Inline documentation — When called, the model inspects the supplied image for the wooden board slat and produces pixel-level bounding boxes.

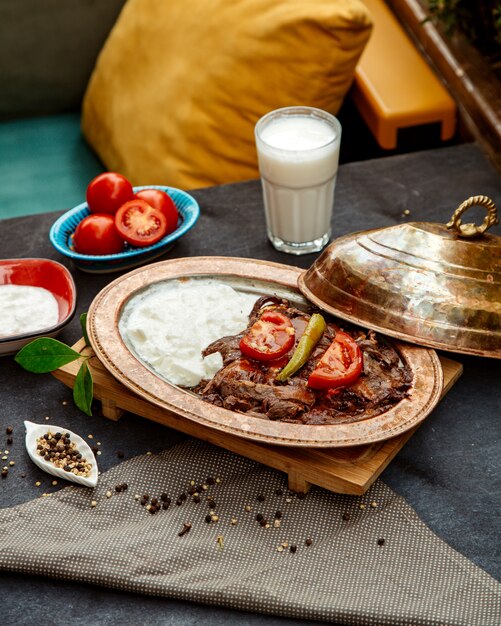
[53,341,462,495]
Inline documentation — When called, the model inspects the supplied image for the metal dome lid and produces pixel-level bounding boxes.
[299,196,501,358]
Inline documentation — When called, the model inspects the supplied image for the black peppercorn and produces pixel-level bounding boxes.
[257,494,265,502]
[305,538,313,546]
[6,437,13,445]
[259,519,267,527]
[205,514,212,523]
[256,513,264,522]
[151,497,158,506]
[275,511,282,519]
[193,495,201,503]
[162,501,170,510]
[342,512,350,521]
[179,493,187,501]
[176,498,183,506]
[207,476,215,485]
[5,426,13,435]
[275,488,283,496]
[160,493,169,502]
[377,538,385,546]
[290,545,297,553]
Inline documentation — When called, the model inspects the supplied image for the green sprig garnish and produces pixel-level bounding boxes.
[15,335,94,416]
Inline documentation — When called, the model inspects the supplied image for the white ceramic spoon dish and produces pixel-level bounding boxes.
[24,420,98,488]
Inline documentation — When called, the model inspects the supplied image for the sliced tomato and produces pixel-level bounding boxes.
[307,331,362,390]
[239,311,295,362]
[115,199,167,246]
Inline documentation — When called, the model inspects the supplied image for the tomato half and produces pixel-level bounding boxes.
[115,199,167,246]
[307,331,363,390]
[86,172,134,215]
[135,189,179,235]
[73,214,124,255]
[239,311,295,362]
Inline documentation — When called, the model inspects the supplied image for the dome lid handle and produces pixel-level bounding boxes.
[446,195,498,238]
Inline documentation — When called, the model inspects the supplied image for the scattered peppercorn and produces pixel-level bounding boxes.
[205,514,212,523]
[377,538,385,546]
[1,469,7,478]
[207,476,215,485]
[275,488,283,496]
[257,494,265,502]
[256,513,264,522]
[115,484,123,493]
[5,427,13,435]
[176,498,184,506]
[207,498,216,509]
[244,504,251,512]
[359,503,366,510]
[305,538,313,546]
[151,497,158,506]
[179,493,187,501]
[6,438,13,446]
[342,512,350,521]
[275,511,282,519]
[193,495,201,503]
[290,545,297,553]
[370,501,378,508]
[162,501,170,510]
[90,500,97,508]
[259,519,267,527]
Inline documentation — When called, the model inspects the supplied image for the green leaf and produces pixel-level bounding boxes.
[73,360,93,416]
[15,338,82,373]
[80,312,90,347]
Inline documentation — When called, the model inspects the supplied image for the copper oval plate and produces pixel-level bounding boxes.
[87,256,443,447]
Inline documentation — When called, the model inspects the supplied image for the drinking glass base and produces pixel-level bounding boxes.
[268,230,331,255]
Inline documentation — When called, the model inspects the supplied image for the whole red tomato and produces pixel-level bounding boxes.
[135,189,179,234]
[86,172,134,215]
[73,214,124,255]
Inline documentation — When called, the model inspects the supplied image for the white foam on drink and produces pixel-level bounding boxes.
[260,116,336,153]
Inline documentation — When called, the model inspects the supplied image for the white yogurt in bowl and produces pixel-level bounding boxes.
[0,284,59,338]
[119,279,257,387]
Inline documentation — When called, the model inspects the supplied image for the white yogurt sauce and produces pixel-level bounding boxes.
[119,280,258,387]
[0,284,59,338]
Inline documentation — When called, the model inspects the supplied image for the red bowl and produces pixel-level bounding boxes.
[0,258,77,354]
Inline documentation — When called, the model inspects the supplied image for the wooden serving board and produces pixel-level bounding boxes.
[53,339,462,495]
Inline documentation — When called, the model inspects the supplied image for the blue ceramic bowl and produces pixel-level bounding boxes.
[49,185,200,273]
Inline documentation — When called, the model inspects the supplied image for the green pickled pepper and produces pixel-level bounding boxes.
[276,313,326,382]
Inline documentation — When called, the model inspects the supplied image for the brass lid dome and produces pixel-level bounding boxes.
[299,196,500,358]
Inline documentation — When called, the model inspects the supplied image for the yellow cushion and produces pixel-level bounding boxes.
[82,0,372,190]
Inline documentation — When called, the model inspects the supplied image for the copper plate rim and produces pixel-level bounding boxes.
[87,256,444,448]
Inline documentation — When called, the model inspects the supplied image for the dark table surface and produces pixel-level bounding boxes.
[1,143,500,626]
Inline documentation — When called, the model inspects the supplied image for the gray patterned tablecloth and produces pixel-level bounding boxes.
[0,439,499,626]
